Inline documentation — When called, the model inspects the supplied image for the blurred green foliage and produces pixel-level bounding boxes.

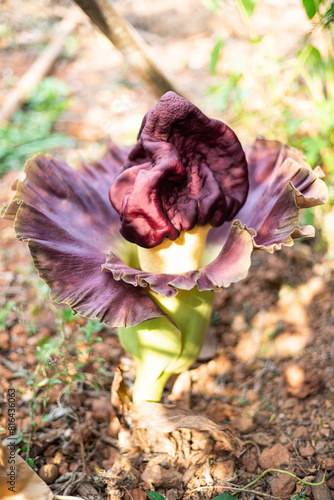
[205,0,334,205]
[0,300,15,330]
[13,309,106,466]
[0,77,76,176]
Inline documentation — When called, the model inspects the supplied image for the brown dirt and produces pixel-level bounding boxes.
[1,1,334,499]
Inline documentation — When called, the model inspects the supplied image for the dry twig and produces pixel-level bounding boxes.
[0,16,78,123]
[72,0,184,98]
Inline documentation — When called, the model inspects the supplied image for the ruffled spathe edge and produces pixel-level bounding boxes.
[103,155,328,297]
[1,140,328,328]
[103,220,254,297]
[1,148,170,328]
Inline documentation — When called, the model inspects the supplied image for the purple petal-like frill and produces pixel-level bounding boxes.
[1,147,167,327]
[103,221,254,296]
[207,138,328,252]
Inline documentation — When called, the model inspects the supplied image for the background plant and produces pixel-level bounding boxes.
[13,308,106,467]
[205,0,334,206]
[0,77,75,176]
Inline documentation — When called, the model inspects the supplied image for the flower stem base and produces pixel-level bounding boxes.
[118,288,215,403]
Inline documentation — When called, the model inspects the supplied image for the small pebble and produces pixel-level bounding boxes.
[299,445,315,458]
[39,463,59,484]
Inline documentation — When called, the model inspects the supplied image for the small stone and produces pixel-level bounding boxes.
[53,451,65,465]
[26,353,37,366]
[47,385,62,405]
[10,323,27,347]
[141,465,182,489]
[299,446,315,458]
[246,389,258,403]
[39,464,59,484]
[315,440,329,454]
[0,332,10,350]
[10,323,26,336]
[207,354,232,376]
[259,444,291,470]
[320,427,331,438]
[293,426,308,440]
[231,314,248,333]
[102,448,119,470]
[329,420,334,432]
[124,489,146,500]
[271,473,296,499]
[204,399,232,423]
[58,464,69,476]
[324,457,334,469]
[249,432,274,447]
[165,489,179,500]
[241,456,258,473]
[109,416,121,437]
[91,396,113,423]
[328,476,334,490]
[213,460,234,481]
[284,364,320,399]
[231,415,255,434]
[279,434,289,445]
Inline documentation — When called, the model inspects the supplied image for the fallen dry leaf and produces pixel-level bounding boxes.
[131,402,245,457]
[0,440,53,500]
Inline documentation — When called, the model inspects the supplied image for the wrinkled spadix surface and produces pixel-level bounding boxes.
[109,92,249,248]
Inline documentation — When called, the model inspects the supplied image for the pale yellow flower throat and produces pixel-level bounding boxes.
[137,224,211,274]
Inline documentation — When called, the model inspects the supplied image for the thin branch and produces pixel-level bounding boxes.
[72,0,184,98]
[0,16,78,124]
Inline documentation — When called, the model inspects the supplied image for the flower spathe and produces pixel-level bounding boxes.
[1,92,328,324]
[1,92,328,401]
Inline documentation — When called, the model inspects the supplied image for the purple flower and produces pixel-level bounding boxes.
[1,92,328,329]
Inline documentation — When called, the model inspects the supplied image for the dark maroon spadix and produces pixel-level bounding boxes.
[109,92,249,248]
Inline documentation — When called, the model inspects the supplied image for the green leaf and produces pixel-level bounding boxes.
[62,308,80,323]
[35,336,59,361]
[147,492,165,500]
[50,378,62,384]
[200,0,221,13]
[324,3,334,24]
[302,0,317,19]
[239,0,256,17]
[213,494,236,500]
[26,457,35,468]
[210,38,224,75]
[15,435,23,445]
[37,377,49,388]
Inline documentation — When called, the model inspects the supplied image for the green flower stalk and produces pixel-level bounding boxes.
[1,92,328,404]
[121,224,214,401]
[119,289,214,402]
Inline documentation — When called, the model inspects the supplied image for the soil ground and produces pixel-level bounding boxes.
[1,1,334,499]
